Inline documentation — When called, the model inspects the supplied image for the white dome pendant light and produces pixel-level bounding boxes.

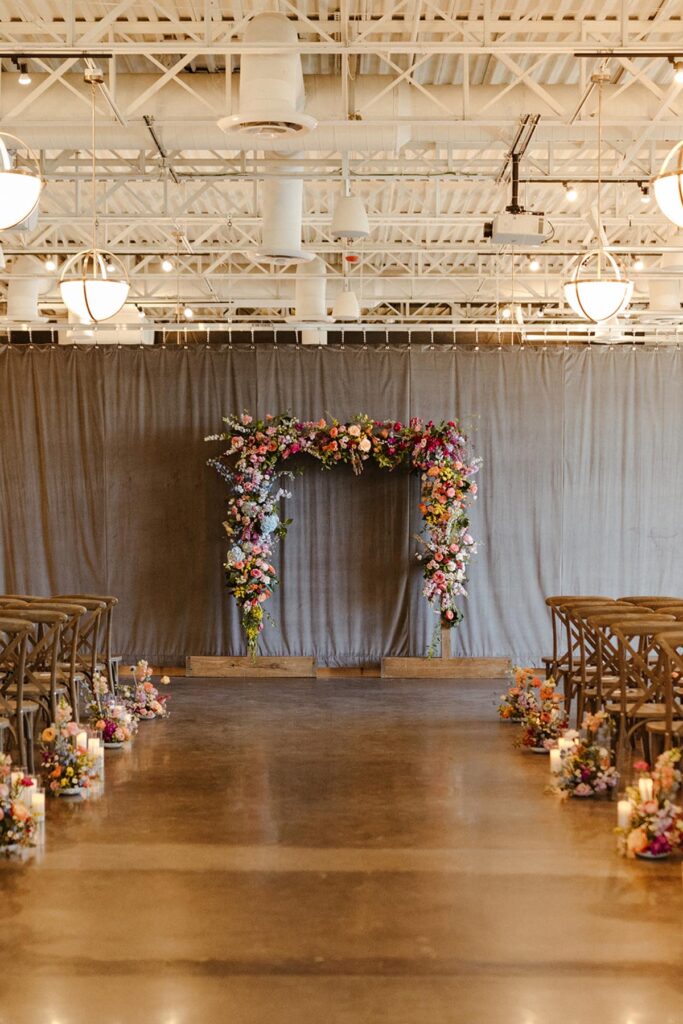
[653,140,683,227]
[60,69,129,323]
[0,132,43,230]
[563,70,632,323]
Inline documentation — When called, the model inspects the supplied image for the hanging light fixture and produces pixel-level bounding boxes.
[563,70,632,323]
[652,141,683,227]
[60,68,129,323]
[0,132,43,230]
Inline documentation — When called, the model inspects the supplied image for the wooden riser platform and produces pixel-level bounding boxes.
[186,655,509,679]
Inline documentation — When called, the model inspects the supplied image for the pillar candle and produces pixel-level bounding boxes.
[75,729,88,751]
[638,777,654,802]
[549,748,562,775]
[617,799,632,829]
[31,790,45,822]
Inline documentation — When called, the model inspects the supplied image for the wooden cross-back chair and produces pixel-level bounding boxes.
[0,607,70,722]
[607,619,683,751]
[646,631,683,750]
[557,601,643,717]
[52,596,107,685]
[578,610,663,720]
[543,596,615,688]
[26,601,88,716]
[56,594,120,692]
[0,616,37,769]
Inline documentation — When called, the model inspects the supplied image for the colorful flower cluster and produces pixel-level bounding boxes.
[40,700,97,796]
[553,711,619,798]
[618,749,683,859]
[0,754,36,849]
[121,659,170,720]
[516,675,568,750]
[498,666,543,721]
[208,412,480,655]
[85,672,137,744]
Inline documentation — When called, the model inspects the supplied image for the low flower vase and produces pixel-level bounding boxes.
[571,790,595,799]
[1,844,20,854]
[529,745,549,754]
[60,786,84,797]
[635,850,671,861]
[103,741,124,749]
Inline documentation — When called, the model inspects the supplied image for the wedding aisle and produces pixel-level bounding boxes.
[0,676,680,1024]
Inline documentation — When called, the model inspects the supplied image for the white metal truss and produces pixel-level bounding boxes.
[0,0,682,328]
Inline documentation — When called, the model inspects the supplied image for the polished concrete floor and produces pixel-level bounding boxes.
[1,677,681,1024]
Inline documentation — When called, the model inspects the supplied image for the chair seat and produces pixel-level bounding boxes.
[1,699,40,715]
[23,680,69,697]
[605,701,666,717]
[646,719,683,734]
[584,686,644,699]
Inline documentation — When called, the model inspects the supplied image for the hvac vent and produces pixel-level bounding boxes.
[218,14,316,143]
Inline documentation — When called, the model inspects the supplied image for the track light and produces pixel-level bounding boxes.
[17,62,31,87]
[529,257,540,273]
[672,59,683,84]
[564,183,578,203]
[161,257,173,273]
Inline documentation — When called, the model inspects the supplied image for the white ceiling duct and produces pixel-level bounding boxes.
[5,256,49,320]
[288,256,330,345]
[254,166,312,265]
[218,13,316,144]
[61,303,154,344]
[6,77,682,153]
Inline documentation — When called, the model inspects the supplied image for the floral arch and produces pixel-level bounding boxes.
[207,413,480,656]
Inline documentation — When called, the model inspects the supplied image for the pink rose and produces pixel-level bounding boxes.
[348,424,361,437]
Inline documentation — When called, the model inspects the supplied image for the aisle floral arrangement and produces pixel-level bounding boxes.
[517,676,568,751]
[0,754,36,850]
[40,700,97,796]
[618,749,683,859]
[85,672,137,745]
[207,412,480,655]
[498,666,543,721]
[552,711,619,798]
[122,659,170,720]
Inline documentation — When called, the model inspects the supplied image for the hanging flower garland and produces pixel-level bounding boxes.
[207,413,480,656]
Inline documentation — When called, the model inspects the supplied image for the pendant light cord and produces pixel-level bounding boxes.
[597,75,602,279]
[91,80,97,257]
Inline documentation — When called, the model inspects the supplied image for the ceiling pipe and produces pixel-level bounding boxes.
[4,78,682,151]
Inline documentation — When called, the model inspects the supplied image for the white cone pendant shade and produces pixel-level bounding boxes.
[60,250,129,323]
[653,141,683,227]
[0,133,42,230]
[331,195,370,240]
[563,250,633,323]
[332,289,360,320]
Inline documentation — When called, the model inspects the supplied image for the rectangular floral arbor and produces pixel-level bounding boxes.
[186,413,506,678]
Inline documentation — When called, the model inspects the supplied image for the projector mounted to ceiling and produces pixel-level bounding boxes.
[484,117,549,246]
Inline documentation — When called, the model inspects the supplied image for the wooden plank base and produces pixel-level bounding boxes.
[381,656,510,679]
[186,655,316,678]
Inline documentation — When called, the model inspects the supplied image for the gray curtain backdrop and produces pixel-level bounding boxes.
[0,344,681,666]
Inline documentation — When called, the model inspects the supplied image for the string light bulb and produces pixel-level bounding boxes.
[183,306,194,320]
[17,63,31,87]
[672,59,683,84]
[564,183,578,203]
[44,255,57,272]
[633,257,645,272]
[529,257,540,272]
[640,184,651,204]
